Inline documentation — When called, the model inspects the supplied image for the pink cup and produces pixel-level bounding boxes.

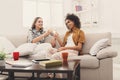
[13,52,19,60]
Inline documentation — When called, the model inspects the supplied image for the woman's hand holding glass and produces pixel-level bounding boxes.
[43,29,52,37]
[52,31,59,39]
[57,47,66,52]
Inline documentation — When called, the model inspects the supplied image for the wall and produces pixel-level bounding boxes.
[82,0,120,38]
[0,0,120,38]
[0,0,27,36]
[99,0,120,38]
[64,0,120,38]
[63,0,72,16]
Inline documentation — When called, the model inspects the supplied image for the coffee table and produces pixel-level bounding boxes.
[1,58,80,80]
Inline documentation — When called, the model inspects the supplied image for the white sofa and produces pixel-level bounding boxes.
[4,32,117,80]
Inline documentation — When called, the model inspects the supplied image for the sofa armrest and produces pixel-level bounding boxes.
[96,46,117,59]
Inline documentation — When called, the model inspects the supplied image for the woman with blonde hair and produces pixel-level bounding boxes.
[27,17,56,47]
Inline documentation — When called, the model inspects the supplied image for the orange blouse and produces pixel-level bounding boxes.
[62,27,85,46]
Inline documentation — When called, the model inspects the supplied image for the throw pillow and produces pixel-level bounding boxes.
[33,43,53,54]
[13,43,37,56]
[29,50,48,60]
[89,38,109,56]
[30,43,54,59]
[0,37,16,54]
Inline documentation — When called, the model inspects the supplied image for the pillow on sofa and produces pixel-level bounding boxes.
[97,47,117,59]
[30,43,54,59]
[29,50,48,60]
[0,37,16,54]
[89,38,109,56]
[33,43,52,54]
[13,43,37,56]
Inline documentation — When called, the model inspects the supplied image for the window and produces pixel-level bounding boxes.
[23,0,64,30]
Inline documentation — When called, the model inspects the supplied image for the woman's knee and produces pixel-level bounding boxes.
[51,53,61,60]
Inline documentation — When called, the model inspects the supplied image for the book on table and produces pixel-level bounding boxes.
[39,60,62,68]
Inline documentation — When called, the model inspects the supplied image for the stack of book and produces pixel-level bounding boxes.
[39,60,62,68]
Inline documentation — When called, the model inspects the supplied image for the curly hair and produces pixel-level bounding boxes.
[65,13,81,29]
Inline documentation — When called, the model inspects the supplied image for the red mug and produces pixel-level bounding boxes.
[62,52,68,61]
[13,52,19,60]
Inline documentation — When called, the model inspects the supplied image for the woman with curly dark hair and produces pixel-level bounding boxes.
[51,13,85,60]
[43,14,85,78]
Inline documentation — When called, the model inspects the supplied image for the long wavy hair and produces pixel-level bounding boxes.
[31,17,44,33]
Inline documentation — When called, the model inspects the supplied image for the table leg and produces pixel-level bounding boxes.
[67,72,73,80]
[53,73,56,78]
[8,71,14,80]
[37,72,41,80]
[76,64,80,80]
[31,72,35,80]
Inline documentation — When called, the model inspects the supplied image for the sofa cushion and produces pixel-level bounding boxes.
[82,32,111,54]
[69,55,99,68]
[5,34,27,47]
[0,36,16,54]
[97,46,117,59]
[89,38,109,56]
